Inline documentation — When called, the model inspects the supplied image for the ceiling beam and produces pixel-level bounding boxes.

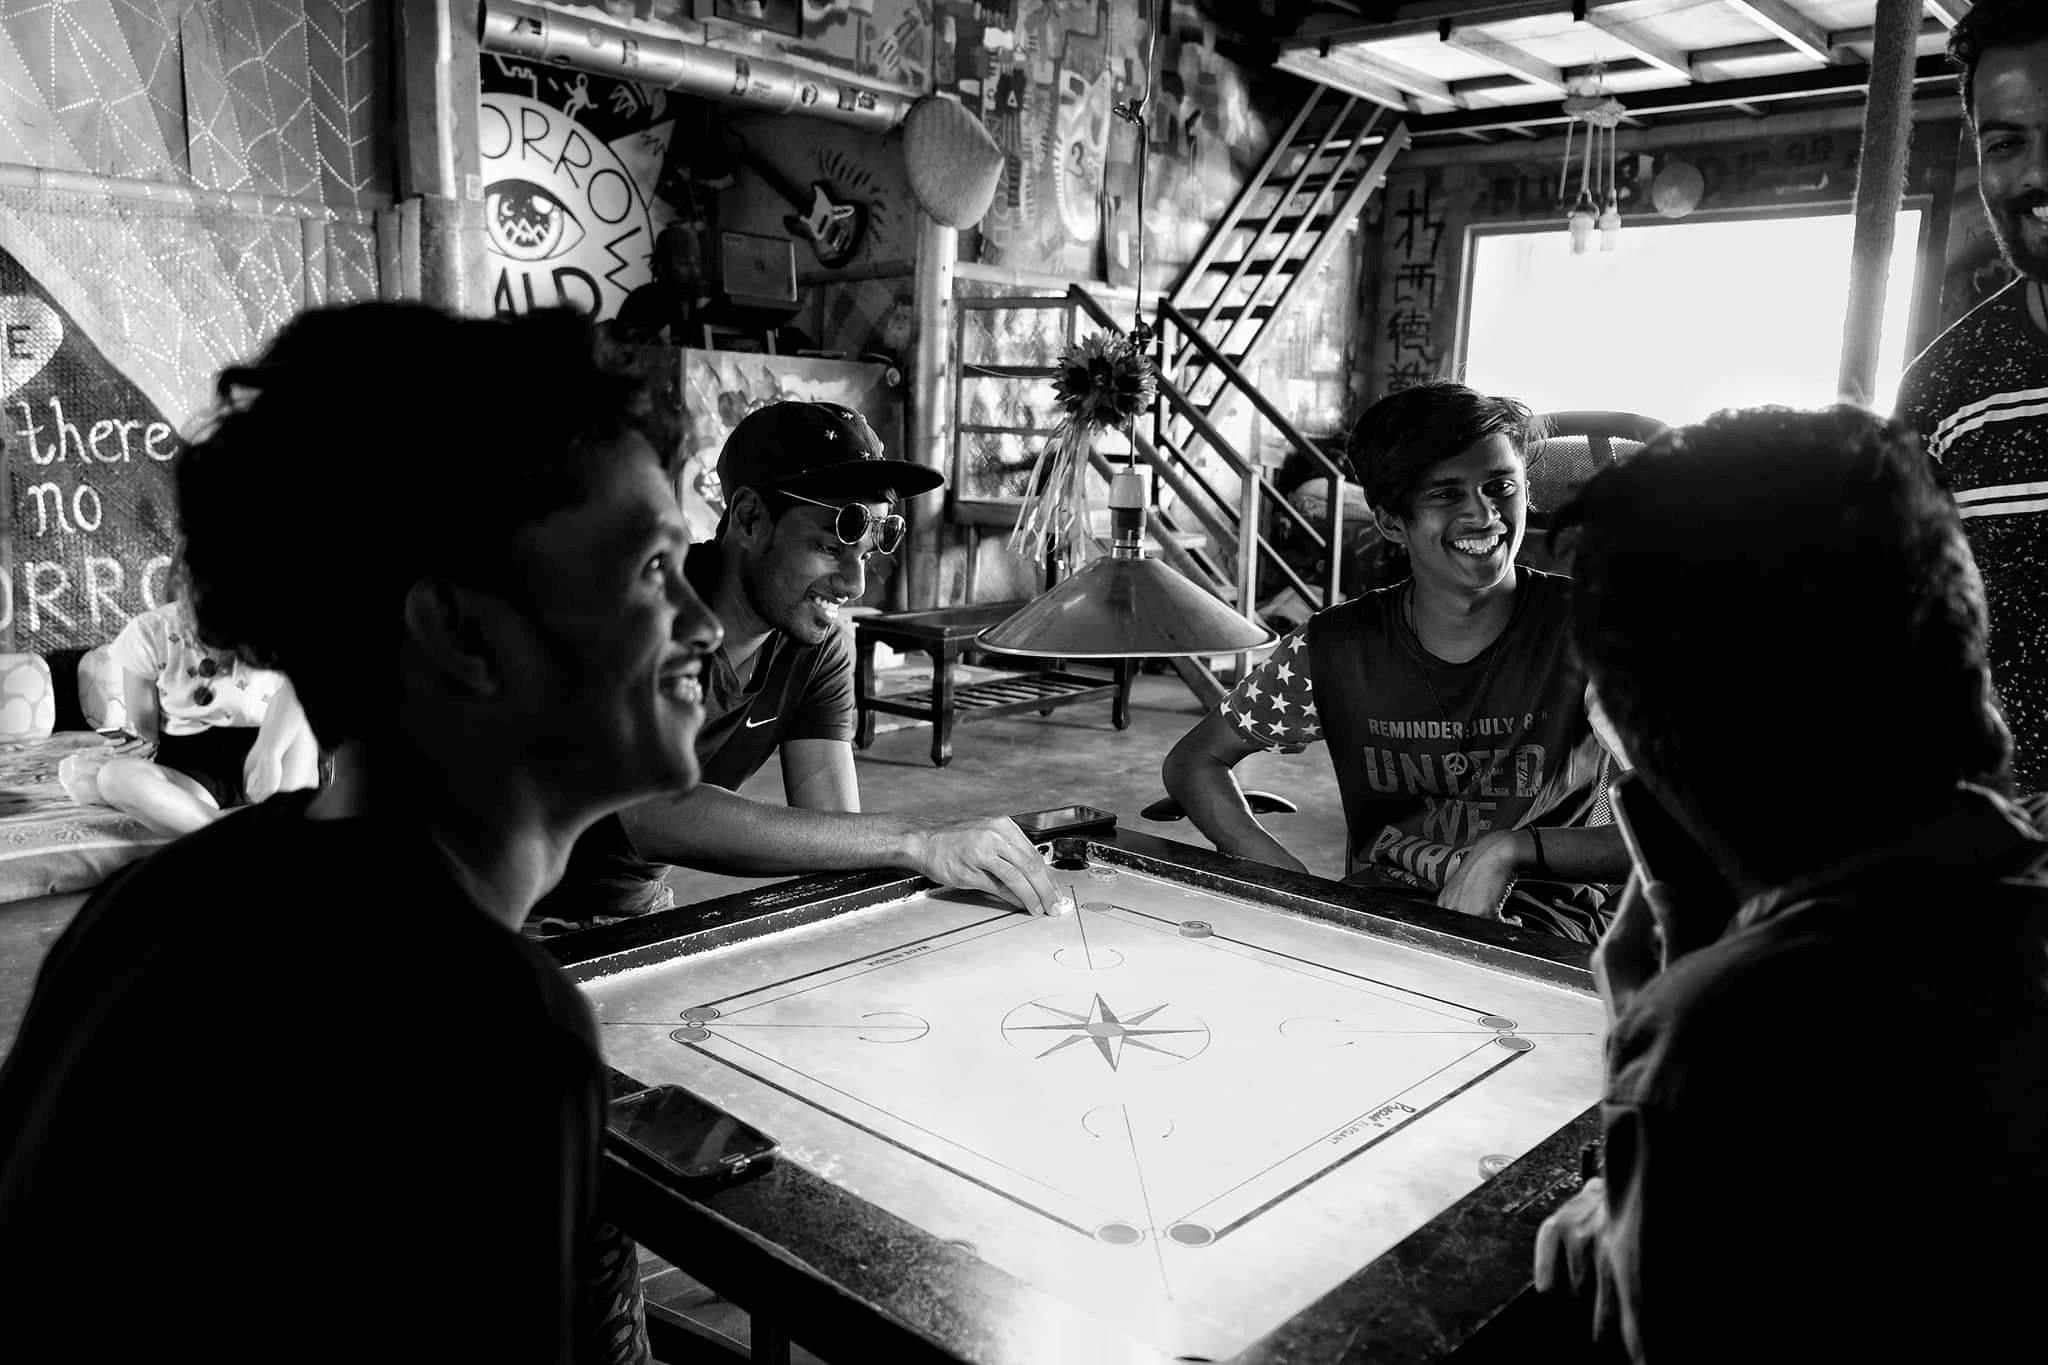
[1274,50,1416,113]
[1290,0,1632,50]
[1443,28,1570,94]
[1831,16,1951,47]
[1405,50,1955,136]
[1922,1,1970,29]
[1721,0,1833,65]
[1326,47,1463,110]
[1587,12,1693,81]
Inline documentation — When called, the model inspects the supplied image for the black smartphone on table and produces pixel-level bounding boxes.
[609,1084,778,1191]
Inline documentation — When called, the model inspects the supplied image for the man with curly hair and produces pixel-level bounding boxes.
[1534,407,2048,1362]
[0,303,723,1363]
[1896,0,2048,792]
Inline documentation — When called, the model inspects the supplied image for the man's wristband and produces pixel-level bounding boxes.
[1527,825,1552,878]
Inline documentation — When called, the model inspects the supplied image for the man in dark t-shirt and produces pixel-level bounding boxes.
[534,401,1062,934]
[1895,0,2048,792]
[1164,383,1629,941]
[0,305,723,1362]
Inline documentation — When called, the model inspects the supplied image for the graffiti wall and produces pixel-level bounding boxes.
[482,54,680,319]
[0,2,386,655]
[930,0,1286,289]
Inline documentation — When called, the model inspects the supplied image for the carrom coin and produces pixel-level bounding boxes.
[1086,864,1119,881]
[1479,1153,1514,1177]
[1178,920,1213,938]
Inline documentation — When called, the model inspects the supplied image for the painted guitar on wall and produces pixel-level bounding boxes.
[730,133,867,269]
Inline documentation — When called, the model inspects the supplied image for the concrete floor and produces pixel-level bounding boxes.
[0,669,1348,1059]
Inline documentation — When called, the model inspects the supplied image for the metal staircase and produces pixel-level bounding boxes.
[1167,92,1409,425]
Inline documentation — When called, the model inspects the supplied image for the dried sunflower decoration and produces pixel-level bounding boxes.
[1009,326,1158,564]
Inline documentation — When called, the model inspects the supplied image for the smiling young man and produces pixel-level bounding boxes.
[1162,382,1629,941]
[0,304,723,1362]
[534,399,1063,933]
[1896,0,2048,793]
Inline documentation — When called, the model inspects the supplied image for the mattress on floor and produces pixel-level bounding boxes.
[0,733,167,905]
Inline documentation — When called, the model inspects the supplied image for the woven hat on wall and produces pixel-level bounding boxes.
[902,95,1004,229]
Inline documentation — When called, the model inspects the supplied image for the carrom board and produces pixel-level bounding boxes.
[581,847,1605,1361]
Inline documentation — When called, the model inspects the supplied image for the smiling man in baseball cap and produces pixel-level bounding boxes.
[533,400,1063,932]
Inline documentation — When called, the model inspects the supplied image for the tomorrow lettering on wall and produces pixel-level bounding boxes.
[481,54,677,321]
[0,245,180,654]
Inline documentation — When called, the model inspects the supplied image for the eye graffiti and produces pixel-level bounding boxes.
[479,94,656,318]
[485,180,588,263]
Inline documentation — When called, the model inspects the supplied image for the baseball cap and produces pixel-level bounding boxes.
[716,401,943,506]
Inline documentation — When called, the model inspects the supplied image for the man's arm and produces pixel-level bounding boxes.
[121,672,161,745]
[1161,710,1308,874]
[618,774,1065,914]
[1441,823,1635,917]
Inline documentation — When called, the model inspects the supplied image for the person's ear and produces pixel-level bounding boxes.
[1373,502,1408,548]
[728,487,775,544]
[401,578,509,699]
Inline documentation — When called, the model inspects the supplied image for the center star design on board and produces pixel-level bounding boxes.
[1009,994,1206,1071]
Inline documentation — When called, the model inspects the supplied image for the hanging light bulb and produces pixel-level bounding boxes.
[1559,67,1626,256]
[1569,191,1598,254]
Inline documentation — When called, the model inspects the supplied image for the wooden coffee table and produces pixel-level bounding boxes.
[853,601,1134,768]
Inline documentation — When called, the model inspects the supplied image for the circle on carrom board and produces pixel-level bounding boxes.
[1166,1222,1215,1247]
[1478,1015,1517,1031]
[1178,919,1213,938]
[1053,945,1125,971]
[1495,1034,1536,1052]
[1095,1221,1144,1246]
[1479,1153,1514,1178]
[670,1027,712,1044]
[681,1006,721,1022]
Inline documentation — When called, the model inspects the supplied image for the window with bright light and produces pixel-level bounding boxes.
[1459,209,1924,424]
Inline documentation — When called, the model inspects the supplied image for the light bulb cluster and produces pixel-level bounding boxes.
[1558,70,1625,254]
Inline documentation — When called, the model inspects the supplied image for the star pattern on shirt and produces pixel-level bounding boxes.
[1220,630,1322,750]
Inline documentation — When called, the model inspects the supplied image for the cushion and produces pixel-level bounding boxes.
[0,654,55,740]
[77,644,125,732]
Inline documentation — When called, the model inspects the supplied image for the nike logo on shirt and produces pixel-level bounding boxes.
[743,715,778,728]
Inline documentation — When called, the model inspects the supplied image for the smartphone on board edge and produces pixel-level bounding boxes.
[609,1085,778,1191]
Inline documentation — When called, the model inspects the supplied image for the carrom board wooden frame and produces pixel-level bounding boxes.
[553,826,1606,1365]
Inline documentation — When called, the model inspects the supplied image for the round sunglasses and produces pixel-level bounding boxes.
[778,490,907,555]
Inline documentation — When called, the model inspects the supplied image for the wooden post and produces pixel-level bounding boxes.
[907,211,958,610]
[394,0,488,313]
[1837,0,1920,405]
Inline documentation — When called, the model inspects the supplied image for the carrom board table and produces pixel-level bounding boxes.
[552,818,1606,1364]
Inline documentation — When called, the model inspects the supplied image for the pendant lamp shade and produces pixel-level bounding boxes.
[979,471,1276,659]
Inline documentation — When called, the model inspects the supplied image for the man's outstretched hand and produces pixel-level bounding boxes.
[906,816,1066,915]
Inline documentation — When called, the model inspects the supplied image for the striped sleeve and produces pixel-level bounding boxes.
[1218,629,1322,752]
[1927,386,2048,464]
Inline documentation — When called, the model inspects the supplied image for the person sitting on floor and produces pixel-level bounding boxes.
[0,301,723,1364]
[531,398,1063,936]
[1533,406,2048,1362]
[1162,380,1631,941]
[94,594,320,835]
